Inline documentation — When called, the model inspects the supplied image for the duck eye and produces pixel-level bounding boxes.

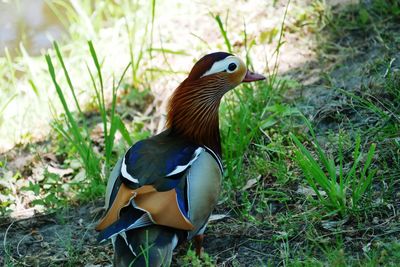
[228,63,237,72]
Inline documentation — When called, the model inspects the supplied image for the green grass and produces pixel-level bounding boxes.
[218,1,290,190]
[211,1,400,265]
[179,249,214,267]
[0,0,157,151]
[45,41,133,200]
[291,120,376,217]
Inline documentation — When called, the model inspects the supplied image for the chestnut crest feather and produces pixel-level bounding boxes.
[185,52,233,82]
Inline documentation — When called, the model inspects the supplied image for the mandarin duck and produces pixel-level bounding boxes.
[95,52,265,266]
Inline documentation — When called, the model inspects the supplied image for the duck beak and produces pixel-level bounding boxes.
[242,70,266,83]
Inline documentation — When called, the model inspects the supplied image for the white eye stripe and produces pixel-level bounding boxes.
[201,56,241,77]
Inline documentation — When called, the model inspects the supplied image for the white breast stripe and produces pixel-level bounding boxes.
[203,146,224,174]
[165,147,204,177]
[121,156,139,183]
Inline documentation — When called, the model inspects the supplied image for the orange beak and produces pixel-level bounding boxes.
[242,70,266,83]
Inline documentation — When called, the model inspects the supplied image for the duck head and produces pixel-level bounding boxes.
[167,52,265,155]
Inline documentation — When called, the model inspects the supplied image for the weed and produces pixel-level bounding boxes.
[46,45,99,181]
[291,117,376,217]
[218,2,290,191]
[213,13,233,54]
[45,41,132,200]
[180,248,214,267]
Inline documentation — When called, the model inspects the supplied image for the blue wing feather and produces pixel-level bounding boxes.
[99,129,204,242]
[175,186,189,219]
[125,140,145,166]
[98,204,148,242]
[164,146,198,174]
[121,130,199,189]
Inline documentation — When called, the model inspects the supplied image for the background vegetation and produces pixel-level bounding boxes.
[1,0,399,266]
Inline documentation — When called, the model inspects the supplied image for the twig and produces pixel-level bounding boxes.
[3,221,30,266]
[383,57,396,78]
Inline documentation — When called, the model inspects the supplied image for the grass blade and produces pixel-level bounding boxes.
[214,14,233,53]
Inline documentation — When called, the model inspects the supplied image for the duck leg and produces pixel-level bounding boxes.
[193,234,204,257]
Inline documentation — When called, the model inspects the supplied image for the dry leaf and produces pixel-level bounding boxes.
[209,214,229,222]
[296,185,326,197]
[42,153,57,162]
[242,175,261,191]
[47,165,73,177]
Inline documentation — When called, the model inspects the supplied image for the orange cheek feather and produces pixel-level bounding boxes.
[228,66,247,86]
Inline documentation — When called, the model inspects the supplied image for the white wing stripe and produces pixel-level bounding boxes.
[126,213,153,231]
[101,212,153,243]
[165,147,204,177]
[121,156,139,183]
